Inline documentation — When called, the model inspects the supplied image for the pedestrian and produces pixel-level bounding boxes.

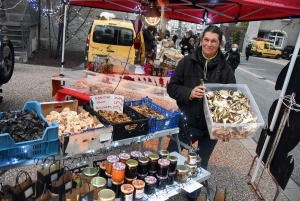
[188,38,195,54]
[167,25,236,200]
[225,44,240,72]
[172,34,178,44]
[179,31,191,55]
[142,26,155,63]
[245,42,252,61]
[224,37,232,52]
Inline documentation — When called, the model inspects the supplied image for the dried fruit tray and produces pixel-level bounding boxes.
[83,103,150,141]
[203,84,265,139]
[0,101,59,167]
[125,97,180,133]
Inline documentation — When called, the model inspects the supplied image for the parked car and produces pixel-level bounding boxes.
[250,39,281,59]
[281,45,300,59]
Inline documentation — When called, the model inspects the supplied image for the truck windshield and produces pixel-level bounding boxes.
[92,25,133,46]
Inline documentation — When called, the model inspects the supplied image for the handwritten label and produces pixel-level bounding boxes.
[24,187,33,198]
[99,132,112,142]
[90,94,124,114]
[182,180,203,193]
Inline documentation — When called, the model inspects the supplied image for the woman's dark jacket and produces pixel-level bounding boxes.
[143,29,155,52]
[225,50,240,70]
[167,47,236,137]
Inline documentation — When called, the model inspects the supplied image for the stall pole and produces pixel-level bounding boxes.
[60,0,68,76]
[250,30,300,183]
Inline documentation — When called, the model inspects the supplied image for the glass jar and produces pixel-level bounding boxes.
[144,176,157,195]
[91,177,107,200]
[0,185,11,195]
[98,189,115,201]
[156,174,168,190]
[184,161,197,177]
[148,154,159,172]
[143,151,153,157]
[106,172,113,189]
[130,151,142,160]
[0,194,13,201]
[132,180,145,200]
[112,162,126,183]
[124,176,137,185]
[167,171,176,185]
[137,173,148,181]
[107,155,119,175]
[187,152,197,165]
[82,167,99,184]
[157,159,170,177]
[196,156,202,169]
[148,171,156,177]
[119,153,131,164]
[125,159,138,179]
[167,155,178,173]
[158,150,169,159]
[137,157,149,175]
[99,160,107,178]
[175,165,190,183]
[120,184,134,201]
[112,180,124,199]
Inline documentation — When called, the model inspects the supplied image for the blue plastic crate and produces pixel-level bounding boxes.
[0,101,59,167]
[125,97,180,133]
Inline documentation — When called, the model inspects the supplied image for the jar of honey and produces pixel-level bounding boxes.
[157,159,170,177]
[137,157,149,175]
[184,161,197,177]
[130,151,142,160]
[119,153,130,164]
[167,155,178,173]
[120,184,134,201]
[144,176,157,195]
[132,180,145,200]
[125,159,138,179]
[91,177,107,200]
[112,162,126,183]
[143,151,153,157]
[148,154,159,172]
[187,152,197,165]
[158,150,169,159]
[175,165,190,183]
[98,189,115,201]
[106,155,119,175]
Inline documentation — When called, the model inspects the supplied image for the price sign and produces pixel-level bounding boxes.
[182,180,203,193]
[90,94,124,113]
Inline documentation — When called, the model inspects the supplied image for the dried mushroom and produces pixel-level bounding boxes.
[70,80,88,90]
[98,110,137,130]
[132,106,164,119]
[46,107,103,136]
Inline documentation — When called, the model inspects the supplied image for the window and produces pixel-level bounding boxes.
[264,43,269,49]
[93,25,133,46]
[270,44,275,50]
[269,31,285,49]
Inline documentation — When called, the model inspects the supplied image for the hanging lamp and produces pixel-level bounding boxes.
[145,0,160,26]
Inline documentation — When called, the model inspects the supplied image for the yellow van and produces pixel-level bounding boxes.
[250,39,281,59]
[85,18,145,68]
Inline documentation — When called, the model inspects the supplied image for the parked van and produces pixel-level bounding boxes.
[250,39,281,59]
[85,18,138,68]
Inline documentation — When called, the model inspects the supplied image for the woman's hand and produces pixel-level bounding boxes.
[190,85,206,99]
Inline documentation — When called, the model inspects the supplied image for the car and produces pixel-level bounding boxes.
[281,45,300,59]
[250,39,282,59]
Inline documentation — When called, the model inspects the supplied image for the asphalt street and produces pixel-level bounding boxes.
[235,56,300,187]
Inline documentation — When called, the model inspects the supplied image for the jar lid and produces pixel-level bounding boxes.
[119,153,130,160]
[99,161,107,170]
[158,159,170,166]
[184,161,197,168]
[143,151,153,157]
[158,150,169,156]
[125,176,137,181]
[167,155,178,162]
[112,180,124,185]
[130,151,142,158]
[138,157,149,164]
[126,159,138,167]
[98,189,115,200]
[91,177,107,188]
[113,162,126,171]
[148,154,159,161]
[188,152,197,159]
[121,184,134,194]
[177,165,190,173]
[83,167,98,177]
[156,173,168,180]
[145,176,157,185]
[107,155,119,163]
[132,180,145,189]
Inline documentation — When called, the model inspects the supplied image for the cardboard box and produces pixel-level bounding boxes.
[41,100,113,156]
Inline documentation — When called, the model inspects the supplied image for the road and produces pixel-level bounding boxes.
[235,56,300,186]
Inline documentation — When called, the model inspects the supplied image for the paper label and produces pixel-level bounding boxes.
[24,187,33,198]
[135,188,144,199]
[99,132,112,142]
[90,94,124,114]
[124,193,133,201]
[189,158,197,165]
[51,173,58,181]
[65,181,72,190]
[182,180,203,193]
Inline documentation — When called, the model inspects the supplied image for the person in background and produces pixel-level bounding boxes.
[245,42,252,61]
[142,26,155,61]
[188,38,195,54]
[184,50,189,56]
[172,34,178,45]
[179,32,191,55]
[167,25,236,201]
[224,36,233,52]
[189,30,197,41]
[225,44,240,73]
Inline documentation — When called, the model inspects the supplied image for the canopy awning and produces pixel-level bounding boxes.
[70,0,300,24]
